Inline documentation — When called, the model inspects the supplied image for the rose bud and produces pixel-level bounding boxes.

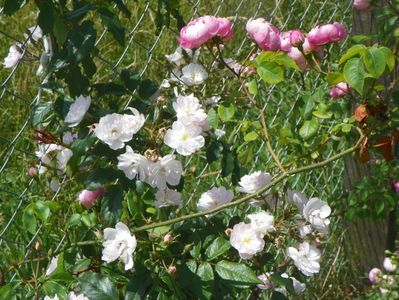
[287,47,308,70]
[27,167,38,176]
[368,267,383,285]
[77,188,105,208]
[393,182,399,193]
[179,16,232,49]
[353,0,372,12]
[246,18,281,51]
[383,257,397,272]
[307,22,347,46]
[167,265,177,274]
[281,30,305,51]
[163,233,173,244]
[330,82,350,99]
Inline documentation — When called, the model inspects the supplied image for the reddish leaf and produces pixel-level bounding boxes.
[373,136,393,161]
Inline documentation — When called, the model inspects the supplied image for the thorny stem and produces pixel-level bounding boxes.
[131,128,365,233]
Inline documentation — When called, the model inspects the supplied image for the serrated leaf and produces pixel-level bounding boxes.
[78,273,118,300]
[257,62,284,84]
[205,237,230,260]
[197,262,214,281]
[343,58,365,95]
[215,261,261,286]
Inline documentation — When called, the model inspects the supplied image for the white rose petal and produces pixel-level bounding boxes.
[172,94,208,127]
[45,256,59,276]
[238,171,271,194]
[64,95,91,127]
[3,44,22,68]
[286,241,321,276]
[230,222,265,259]
[94,109,144,150]
[248,210,275,236]
[67,292,89,300]
[155,189,182,208]
[180,63,208,85]
[287,190,309,213]
[197,187,234,212]
[102,222,137,270]
[147,154,183,190]
[117,146,149,181]
[164,121,205,156]
[302,198,331,234]
[165,47,186,66]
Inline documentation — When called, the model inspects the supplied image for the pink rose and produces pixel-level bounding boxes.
[302,37,324,55]
[179,16,233,49]
[246,18,281,51]
[307,22,347,46]
[330,82,350,99]
[353,0,372,12]
[280,30,304,52]
[216,17,233,41]
[287,47,308,70]
[78,188,105,208]
[393,182,399,193]
[27,167,38,176]
[368,268,382,285]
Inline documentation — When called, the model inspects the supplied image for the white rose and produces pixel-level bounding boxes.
[248,210,275,236]
[180,63,208,85]
[147,154,183,190]
[164,121,205,156]
[302,198,331,234]
[230,222,265,259]
[64,95,91,127]
[286,241,321,276]
[197,187,234,212]
[117,146,149,181]
[102,222,137,270]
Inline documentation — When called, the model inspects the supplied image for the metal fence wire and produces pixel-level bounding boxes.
[0,0,353,285]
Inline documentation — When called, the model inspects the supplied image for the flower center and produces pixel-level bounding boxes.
[242,236,253,245]
[180,133,189,141]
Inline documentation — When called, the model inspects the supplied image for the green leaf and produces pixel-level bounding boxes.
[120,69,140,92]
[3,0,27,15]
[339,44,366,65]
[270,273,295,294]
[101,186,124,225]
[215,261,261,286]
[34,201,50,223]
[218,104,235,122]
[270,53,300,71]
[42,281,67,300]
[66,214,81,229]
[379,47,395,71]
[37,0,54,35]
[98,7,125,46]
[271,291,289,300]
[206,140,223,163]
[221,149,235,177]
[299,117,320,140]
[111,0,131,17]
[257,62,284,84]
[244,131,259,142]
[351,34,374,44]
[205,237,231,260]
[78,273,118,300]
[53,15,68,46]
[64,4,93,21]
[68,21,97,63]
[92,83,126,96]
[32,101,52,126]
[325,72,344,85]
[23,207,37,234]
[197,262,214,281]
[207,108,219,129]
[363,47,386,78]
[138,80,158,99]
[343,58,365,95]
[247,79,258,96]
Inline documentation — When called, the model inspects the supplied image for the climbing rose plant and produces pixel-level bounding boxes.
[1,0,399,299]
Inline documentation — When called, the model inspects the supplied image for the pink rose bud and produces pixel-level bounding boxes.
[163,233,173,243]
[330,82,350,99]
[289,30,304,46]
[216,17,233,41]
[369,268,383,285]
[246,18,281,51]
[353,0,372,12]
[179,16,219,49]
[393,182,399,193]
[27,167,38,176]
[302,37,324,54]
[280,32,292,52]
[307,22,347,46]
[287,47,308,70]
[179,16,233,49]
[77,188,105,208]
[383,257,397,272]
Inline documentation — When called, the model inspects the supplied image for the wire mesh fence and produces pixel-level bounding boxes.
[0,0,353,285]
